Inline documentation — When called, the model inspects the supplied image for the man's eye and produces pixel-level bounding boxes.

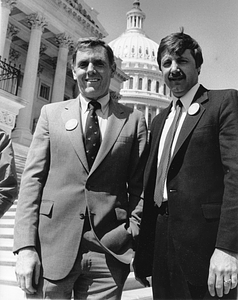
[178,59,187,64]
[95,61,105,67]
[162,61,171,68]
[78,62,88,68]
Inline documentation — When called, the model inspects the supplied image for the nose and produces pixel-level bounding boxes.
[170,61,179,73]
[86,62,95,74]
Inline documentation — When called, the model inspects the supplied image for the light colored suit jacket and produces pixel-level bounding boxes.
[134,85,238,285]
[13,97,147,280]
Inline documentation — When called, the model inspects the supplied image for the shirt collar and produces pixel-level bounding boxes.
[80,93,110,115]
[172,83,200,111]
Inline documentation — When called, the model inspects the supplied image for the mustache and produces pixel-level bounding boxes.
[168,69,185,80]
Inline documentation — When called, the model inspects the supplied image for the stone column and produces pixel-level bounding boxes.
[12,13,47,146]
[156,107,160,115]
[3,23,19,60]
[145,105,149,125]
[51,33,73,103]
[0,0,17,58]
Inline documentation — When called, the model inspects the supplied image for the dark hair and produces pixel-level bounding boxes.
[157,29,203,71]
[71,37,116,69]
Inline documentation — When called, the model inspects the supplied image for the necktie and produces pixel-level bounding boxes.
[85,101,101,169]
[154,99,182,207]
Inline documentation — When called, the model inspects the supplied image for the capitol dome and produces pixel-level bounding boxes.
[109,1,158,66]
[109,0,171,128]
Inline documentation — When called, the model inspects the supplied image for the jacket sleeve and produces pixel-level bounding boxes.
[127,111,148,242]
[13,105,50,252]
[0,129,18,218]
[216,89,238,253]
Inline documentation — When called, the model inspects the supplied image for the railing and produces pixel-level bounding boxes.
[0,56,21,96]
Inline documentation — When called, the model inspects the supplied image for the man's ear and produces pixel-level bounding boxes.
[72,66,77,80]
[197,66,201,75]
[110,62,116,78]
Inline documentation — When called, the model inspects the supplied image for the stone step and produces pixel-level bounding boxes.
[0,218,15,226]
[1,211,16,219]
[0,265,17,284]
[0,227,14,237]
[0,284,25,300]
[0,250,16,266]
[122,287,152,300]
[123,272,145,291]
[0,238,13,248]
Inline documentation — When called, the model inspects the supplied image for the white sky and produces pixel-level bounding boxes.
[86,0,238,90]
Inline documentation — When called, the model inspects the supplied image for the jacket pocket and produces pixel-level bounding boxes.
[201,203,221,219]
[39,199,54,216]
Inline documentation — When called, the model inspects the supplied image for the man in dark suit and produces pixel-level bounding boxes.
[0,128,18,218]
[134,30,238,299]
[13,38,147,299]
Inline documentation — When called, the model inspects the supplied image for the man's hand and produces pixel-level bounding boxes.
[208,248,238,297]
[15,247,41,294]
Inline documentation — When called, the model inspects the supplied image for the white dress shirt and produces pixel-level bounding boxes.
[80,93,110,141]
[157,83,200,200]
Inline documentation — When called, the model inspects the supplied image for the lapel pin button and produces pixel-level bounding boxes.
[65,119,78,130]
[188,103,200,116]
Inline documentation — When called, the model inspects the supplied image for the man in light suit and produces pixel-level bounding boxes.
[0,128,18,218]
[13,38,147,300]
[133,30,238,299]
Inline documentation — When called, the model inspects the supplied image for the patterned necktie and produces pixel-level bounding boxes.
[154,99,183,207]
[85,101,101,169]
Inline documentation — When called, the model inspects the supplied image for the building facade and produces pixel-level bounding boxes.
[0,0,128,145]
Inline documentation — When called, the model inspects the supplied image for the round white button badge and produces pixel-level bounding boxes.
[65,119,78,130]
[188,103,200,115]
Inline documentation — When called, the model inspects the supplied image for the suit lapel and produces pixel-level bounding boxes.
[61,98,89,172]
[171,85,209,161]
[89,99,127,174]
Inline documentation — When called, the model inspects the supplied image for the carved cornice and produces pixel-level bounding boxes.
[1,0,17,10]
[54,0,104,39]
[39,43,47,56]
[9,48,20,61]
[6,23,20,39]
[26,13,48,32]
[55,33,74,49]
[0,109,15,128]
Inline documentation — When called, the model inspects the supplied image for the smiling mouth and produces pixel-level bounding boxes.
[85,78,100,83]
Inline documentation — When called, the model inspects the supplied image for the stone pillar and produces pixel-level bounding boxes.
[0,0,17,58]
[134,74,139,90]
[145,105,149,125]
[51,33,73,103]
[3,23,20,60]
[12,13,47,146]
[156,107,160,115]
[151,79,156,93]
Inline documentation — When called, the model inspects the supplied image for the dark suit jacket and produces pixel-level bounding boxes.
[13,97,147,280]
[0,129,18,218]
[134,85,238,286]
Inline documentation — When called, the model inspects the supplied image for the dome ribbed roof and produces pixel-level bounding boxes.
[109,0,158,65]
